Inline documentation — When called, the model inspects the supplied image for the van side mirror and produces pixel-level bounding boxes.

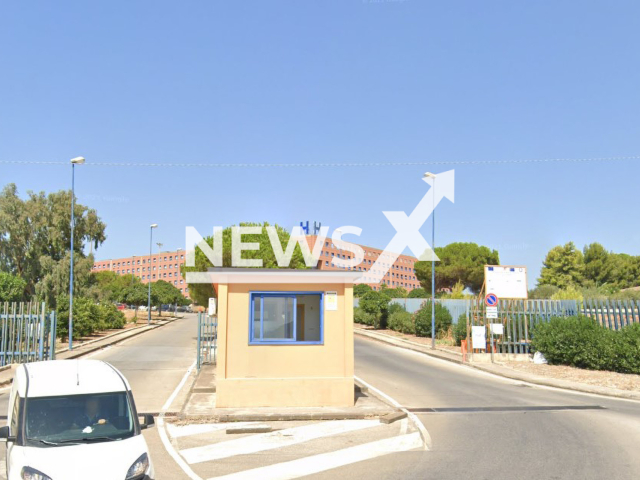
[139,414,155,430]
[0,426,16,442]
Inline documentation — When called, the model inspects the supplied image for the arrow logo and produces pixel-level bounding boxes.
[365,170,455,284]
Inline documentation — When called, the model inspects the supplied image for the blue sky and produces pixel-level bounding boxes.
[1,0,639,287]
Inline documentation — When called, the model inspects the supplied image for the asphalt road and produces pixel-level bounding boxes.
[0,313,199,480]
[335,336,640,480]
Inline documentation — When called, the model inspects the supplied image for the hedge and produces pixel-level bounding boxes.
[531,316,640,374]
[388,308,415,334]
[56,296,126,339]
[414,301,452,338]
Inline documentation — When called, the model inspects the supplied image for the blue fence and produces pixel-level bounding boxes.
[354,297,471,322]
[0,302,56,366]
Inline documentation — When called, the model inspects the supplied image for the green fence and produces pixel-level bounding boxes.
[468,298,640,354]
[0,302,57,366]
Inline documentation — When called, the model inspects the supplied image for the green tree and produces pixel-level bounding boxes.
[182,222,310,307]
[36,253,95,309]
[612,254,640,289]
[415,242,499,293]
[528,284,560,299]
[408,287,428,298]
[380,284,408,298]
[0,184,106,300]
[582,243,614,288]
[152,280,189,316]
[0,272,27,302]
[538,242,584,288]
[354,284,372,298]
[119,282,149,318]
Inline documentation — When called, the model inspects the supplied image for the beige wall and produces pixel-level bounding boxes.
[215,282,354,408]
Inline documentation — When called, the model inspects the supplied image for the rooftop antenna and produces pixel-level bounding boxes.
[156,242,163,253]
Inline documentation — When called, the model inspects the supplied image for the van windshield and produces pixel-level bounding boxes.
[25,392,135,446]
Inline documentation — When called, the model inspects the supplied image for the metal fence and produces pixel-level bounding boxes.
[579,299,640,330]
[197,312,217,371]
[0,302,57,366]
[469,299,581,354]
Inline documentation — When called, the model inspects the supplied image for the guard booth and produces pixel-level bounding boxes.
[209,268,360,408]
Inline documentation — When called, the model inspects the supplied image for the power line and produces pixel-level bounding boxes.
[1,155,639,168]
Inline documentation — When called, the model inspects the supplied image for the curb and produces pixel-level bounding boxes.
[177,410,391,422]
[355,328,640,402]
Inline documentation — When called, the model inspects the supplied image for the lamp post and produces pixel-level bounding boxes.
[69,156,85,350]
[148,224,158,324]
[424,172,437,349]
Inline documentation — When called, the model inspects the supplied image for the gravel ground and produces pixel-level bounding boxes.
[500,361,640,392]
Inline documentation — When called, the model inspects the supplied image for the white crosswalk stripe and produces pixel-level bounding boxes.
[205,432,423,480]
[180,419,381,465]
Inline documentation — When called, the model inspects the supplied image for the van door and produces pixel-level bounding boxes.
[7,392,21,477]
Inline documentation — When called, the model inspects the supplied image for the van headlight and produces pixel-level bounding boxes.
[125,453,149,479]
[21,467,52,480]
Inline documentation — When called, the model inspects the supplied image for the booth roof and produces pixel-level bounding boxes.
[190,267,363,284]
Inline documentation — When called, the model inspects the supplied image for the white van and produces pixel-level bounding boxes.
[0,360,155,480]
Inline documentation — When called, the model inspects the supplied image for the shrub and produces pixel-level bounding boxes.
[359,290,391,329]
[453,314,468,346]
[354,307,375,326]
[408,287,428,298]
[531,316,618,371]
[98,303,126,330]
[616,323,640,374]
[388,308,414,334]
[414,301,452,338]
[56,296,125,339]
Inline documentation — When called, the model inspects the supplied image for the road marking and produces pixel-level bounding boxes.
[162,360,196,411]
[167,422,265,439]
[355,375,431,451]
[157,359,203,480]
[206,432,423,480]
[180,419,381,465]
[158,416,202,480]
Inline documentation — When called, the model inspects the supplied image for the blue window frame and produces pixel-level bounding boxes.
[249,292,324,345]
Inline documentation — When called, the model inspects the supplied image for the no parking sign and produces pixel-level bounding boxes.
[485,293,498,306]
[485,293,498,319]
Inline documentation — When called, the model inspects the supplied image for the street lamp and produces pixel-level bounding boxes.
[69,156,85,350]
[424,172,437,349]
[148,224,158,324]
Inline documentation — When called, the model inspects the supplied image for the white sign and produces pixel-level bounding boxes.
[208,297,217,316]
[485,265,528,299]
[490,323,504,335]
[325,291,338,311]
[486,306,498,319]
[471,326,486,350]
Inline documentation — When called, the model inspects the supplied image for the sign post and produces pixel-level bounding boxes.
[485,293,499,362]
